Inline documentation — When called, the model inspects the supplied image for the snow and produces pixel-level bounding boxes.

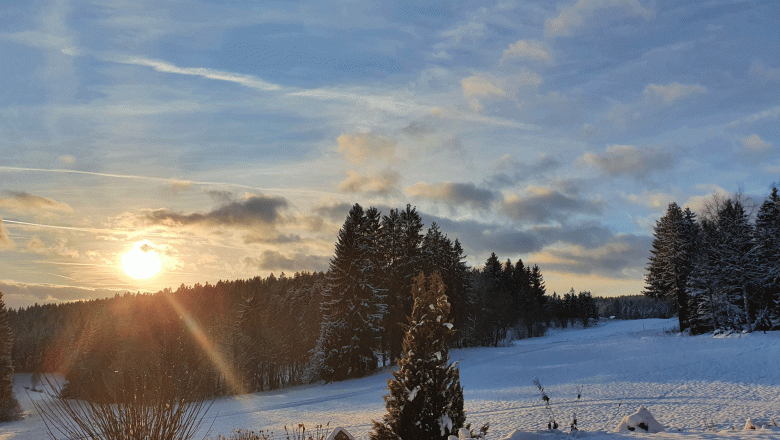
[2,318,780,439]
[440,414,453,436]
[614,405,664,433]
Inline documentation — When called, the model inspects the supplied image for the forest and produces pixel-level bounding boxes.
[644,188,780,334]
[5,203,669,401]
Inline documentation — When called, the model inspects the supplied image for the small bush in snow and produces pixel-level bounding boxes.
[533,378,557,430]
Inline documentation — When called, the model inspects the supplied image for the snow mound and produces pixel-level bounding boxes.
[448,427,473,440]
[614,405,664,433]
[326,427,354,440]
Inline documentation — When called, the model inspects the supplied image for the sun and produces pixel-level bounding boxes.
[121,241,162,279]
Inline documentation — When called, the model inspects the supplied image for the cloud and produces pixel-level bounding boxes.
[603,82,706,131]
[580,144,673,180]
[337,132,397,164]
[142,194,288,227]
[727,106,780,128]
[114,55,281,92]
[0,191,74,217]
[243,250,330,273]
[420,214,543,255]
[749,60,780,82]
[422,213,626,267]
[682,184,730,215]
[642,82,707,104]
[0,219,14,250]
[741,134,772,153]
[461,75,507,111]
[501,187,603,223]
[165,179,193,194]
[0,281,120,308]
[313,202,354,221]
[338,170,400,196]
[502,40,552,63]
[545,0,654,37]
[461,72,542,111]
[531,221,614,249]
[406,181,498,210]
[242,233,302,245]
[486,154,561,187]
[623,190,676,211]
[535,233,652,277]
[22,236,79,258]
[26,236,46,253]
[206,190,234,203]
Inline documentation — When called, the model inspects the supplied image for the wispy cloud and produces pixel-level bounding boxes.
[406,181,498,210]
[337,132,397,164]
[0,219,14,250]
[338,170,400,196]
[501,187,603,224]
[502,40,553,63]
[142,194,289,228]
[546,0,654,38]
[580,145,674,180]
[0,190,74,216]
[112,55,282,92]
[243,250,329,273]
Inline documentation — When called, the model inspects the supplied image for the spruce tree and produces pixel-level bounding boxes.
[370,272,485,440]
[753,188,780,329]
[315,204,379,381]
[714,199,754,330]
[0,292,21,421]
[644,203,698,331]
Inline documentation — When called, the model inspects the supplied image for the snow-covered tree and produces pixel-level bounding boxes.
[752,188,780,329]
[315,204,381,382]
[370,272,486,440]
[713,198,755,330]
[644,203,698,331]
[381,205,424,364]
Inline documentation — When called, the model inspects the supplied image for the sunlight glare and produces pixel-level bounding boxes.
[121,241,162,279]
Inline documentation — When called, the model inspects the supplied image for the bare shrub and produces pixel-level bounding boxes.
[32,366,213,440]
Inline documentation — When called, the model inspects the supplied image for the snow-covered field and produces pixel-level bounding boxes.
[2,318,779,439]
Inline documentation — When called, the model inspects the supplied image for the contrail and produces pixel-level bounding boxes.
[2,219,126,235]
[0,166,327,197]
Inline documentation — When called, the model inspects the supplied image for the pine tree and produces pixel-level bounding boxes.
[370,272,485,440]
[0,292,20,421]
[315,204,379,382]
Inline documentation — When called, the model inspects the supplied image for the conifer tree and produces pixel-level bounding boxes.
[383,205,424,363]
[714,199,754,330]
[753,188,780,329]
[315,204,379,381]
[644,203,698,331]
[0,292,21,421]
[686,217,724,334]
[370,273,485,440]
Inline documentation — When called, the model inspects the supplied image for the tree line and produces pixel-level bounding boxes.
[4,202,668,403]
[644,187,780,334]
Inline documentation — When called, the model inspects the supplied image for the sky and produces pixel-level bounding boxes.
[0,0,778,309]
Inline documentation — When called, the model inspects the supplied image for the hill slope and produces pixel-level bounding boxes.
[2,318,779,439]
